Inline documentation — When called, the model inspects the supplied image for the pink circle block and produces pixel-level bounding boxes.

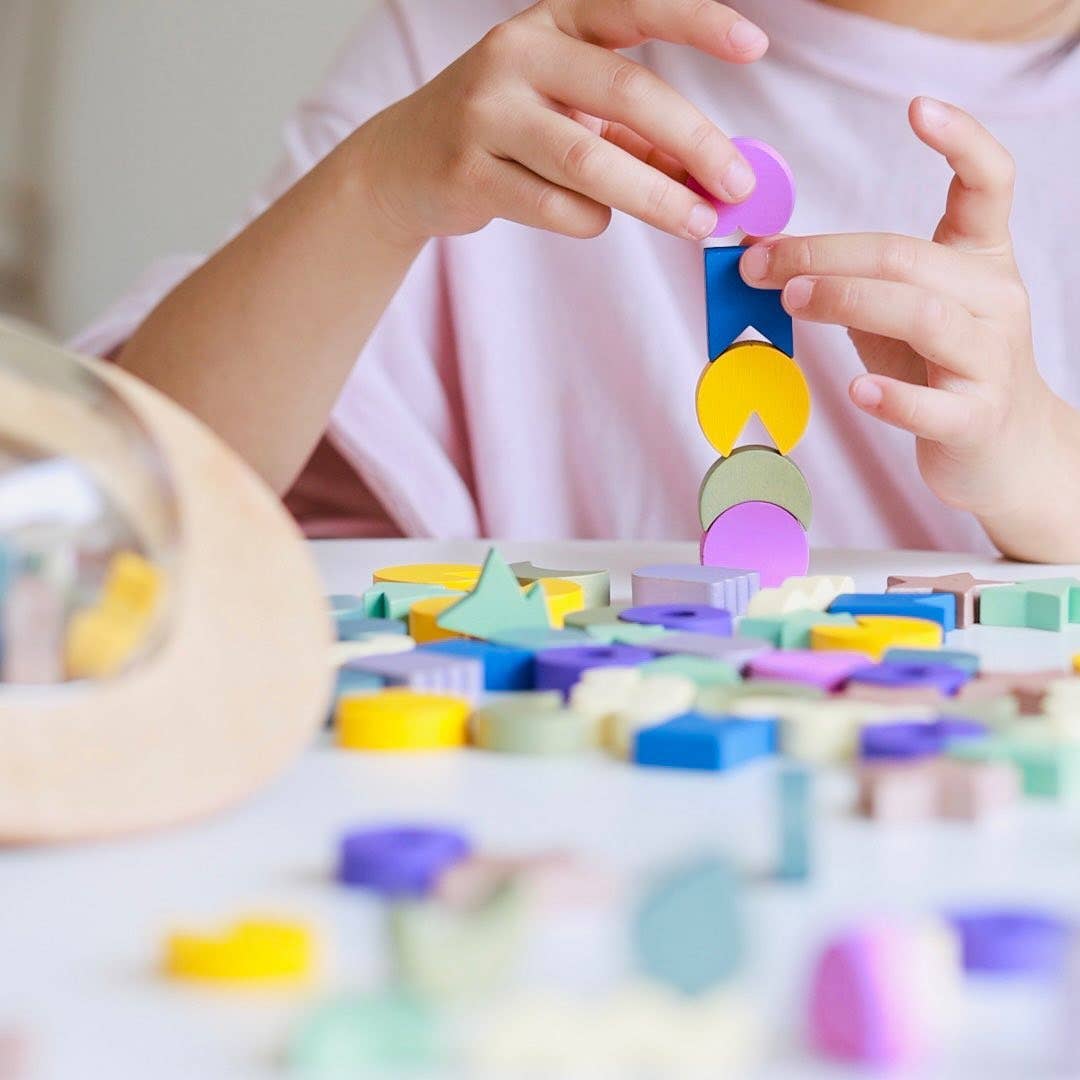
[700,501,808,588]
[688,137,796,239]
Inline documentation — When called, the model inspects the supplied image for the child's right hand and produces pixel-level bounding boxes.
[356,0,768,246]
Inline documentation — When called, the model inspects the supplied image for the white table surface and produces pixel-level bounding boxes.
[5,539,1080,1080]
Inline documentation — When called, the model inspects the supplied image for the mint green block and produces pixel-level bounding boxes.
[883,647,980,675]
[565,604,629,629]
[471,693,593,755]
[949,736,1080,799]
[362,581,458,620]
[289,991,444,1073]
[738,611,856,650]
[640,655,740,687]
[585,623,669,646]
[978,578,1080,631]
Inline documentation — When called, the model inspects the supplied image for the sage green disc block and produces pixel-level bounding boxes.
[639,655,740,687]
[698,445,812,531]
[288,991,444,1073]
[565,604,629,629]
[696,679,826,715]
[472,692,594,754]
[510,561,612,609]
[390,883,526,999]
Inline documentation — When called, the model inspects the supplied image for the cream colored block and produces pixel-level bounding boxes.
[606,674,697,758]
[568,667,643,725]
[745,575,855,617]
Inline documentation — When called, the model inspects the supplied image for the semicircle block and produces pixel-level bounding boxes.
[696,342,811,457]
[698,445,812,532]
[700,501,809,589]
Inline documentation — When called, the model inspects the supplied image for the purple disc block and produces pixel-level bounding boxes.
[620,603,732,637]
[946,909,1071,976]
[860,719,986,762]
[700,502,809,589]
[848,661,971,697]
[338,825,472,897]
[688,137,796,238]
[534,644,653,698]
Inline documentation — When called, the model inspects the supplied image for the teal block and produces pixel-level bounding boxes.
[949,737,1080,799]
[883,647,980,675]
[978,578,1080,631]
[565,604,629,629]
[585,623,670,646]
[640,655,740,687]
[634,858,743,996]
[738,611,856,650]
[362,581,458,620]
[777,767,812,882]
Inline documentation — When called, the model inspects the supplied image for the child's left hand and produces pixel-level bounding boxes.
[739,97,1080,560]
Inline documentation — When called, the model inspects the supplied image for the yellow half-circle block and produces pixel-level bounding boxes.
[533,579,585,629]
[696,341,811,457]
[337,689,471,750]
[164,919,315,983]
[810,615,942,661]
[409,596,466,643]
[374,564,481,590]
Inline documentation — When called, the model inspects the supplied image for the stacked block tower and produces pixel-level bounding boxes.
[691,139,811,589]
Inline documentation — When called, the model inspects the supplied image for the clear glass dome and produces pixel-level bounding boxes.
[0,325,179,686]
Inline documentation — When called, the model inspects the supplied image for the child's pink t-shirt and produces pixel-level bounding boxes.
[71,0,1080,551]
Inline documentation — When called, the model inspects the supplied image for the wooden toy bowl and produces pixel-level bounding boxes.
[0,324,332,843]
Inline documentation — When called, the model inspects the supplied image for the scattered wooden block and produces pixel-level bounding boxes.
[620,603,732,636]
[698,446,812,532]
[747,649,867,691]
[347,651,483,701]
[739,610,856,650]
[640,654,741,687]
[934,759,1020,821]
[777,767,812,881]
[856,761,940,820]
[886,572,1010,629]
[606,675,699,758]
[631,564,759,615]
[164,918,315,983]
[510,562,611,609]
[565,604,629,629]
[746,575,854,617]
[978,578,1080,631]
[336,690,472,751]
[328,634,415,668]
[338,825,472,896]
[532,578,585,628]
[419,639,535,691]
[846,660,972,696]
[950,736,1080,800]
[946,908,1070,976]
[840,684,947,707]
[335,615,408,643]
[408,596,464,644]
[703,248,793,359]
[362,581,460,620]
[956,671,1064,715]
[634,858,743,995]
[584,622,671,646]
[700,501,810,588]
[373,564,481,590]
[634,713,777,771]
[471,693,593,755]
[810,615,942,660]
[883,647,980,675]
[535,644,653,698]
[647,632,772,666]
[436,549,550,639]
[488,627,591,650]
[829,592,957,633]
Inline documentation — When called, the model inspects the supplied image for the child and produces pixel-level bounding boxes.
[72,0,1080,560]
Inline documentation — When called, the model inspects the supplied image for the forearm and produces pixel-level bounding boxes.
[116,129,424,494]
[977,393,1080,563]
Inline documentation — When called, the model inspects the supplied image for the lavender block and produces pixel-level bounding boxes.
[647,632,772,668]
[348,650,484,702]
[620,603,732,637]
[848,661,972,697]
[631,564,760,616]
[747,649,867,691]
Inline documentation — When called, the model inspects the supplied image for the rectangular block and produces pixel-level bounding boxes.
[634,712,777,772]
[977,578,1080,631]
[828,593,956,633]
[739,611,856,650]
[349,650,484,702]
[647,632,771,668]
[704,245,793,359]
[419,639,535,692]
[631,564,759,616]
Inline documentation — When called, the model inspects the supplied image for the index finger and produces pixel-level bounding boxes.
[909,96,1016,254]
[542,0,769,62]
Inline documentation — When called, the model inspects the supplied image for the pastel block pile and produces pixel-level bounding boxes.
[692,137,810,588]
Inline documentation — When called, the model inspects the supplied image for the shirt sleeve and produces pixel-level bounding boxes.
[67,0,482,538]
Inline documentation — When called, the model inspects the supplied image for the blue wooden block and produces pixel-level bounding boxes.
[778,767,812,882]
[634,712,777,772]
[704,246,793,360]
[418,639,535,692]
[882,647,980,675]
[336,615,409,643]
[827,592,956,633]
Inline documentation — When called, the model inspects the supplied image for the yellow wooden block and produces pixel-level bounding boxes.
[64,607,144,679]
[534,579,585,629]
[696,341,811,457]
[102,551,163,620]
[1073,654,1080,675]
[408,596,466,643]
[809,615,942,660]
[164,918,315,983]
[337,690,470,750]
[374,564,481,590]
[745,576,854,617]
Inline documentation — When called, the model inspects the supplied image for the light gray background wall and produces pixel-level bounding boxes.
[29,0,376,336]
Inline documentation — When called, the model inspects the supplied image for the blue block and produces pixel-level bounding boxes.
[634,712,777,772]
[778,767,812,882]
[827,592,956,633]
[704,246,793,360]
[418,639,535,692]
[336,615,408,642]
[882,647,980,675]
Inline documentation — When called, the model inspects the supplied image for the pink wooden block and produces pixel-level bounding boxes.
[809,924,939,1067]
[700,502,809,589]
[933,759,1020,821]
[856,762,939,822]
[747,649,866,691]
[689,137,796,238]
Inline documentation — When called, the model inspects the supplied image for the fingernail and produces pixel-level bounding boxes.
[852,376,883,408]
[740,244,771,282]
[722,157,756,201]
[784,277,814,310]
[688,202,719,240]
[918,97,951,129]
[727,20,769,55]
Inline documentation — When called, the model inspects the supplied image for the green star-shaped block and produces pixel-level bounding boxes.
[436,548,551,639]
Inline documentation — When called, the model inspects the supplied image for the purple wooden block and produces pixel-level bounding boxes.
[647,632,772,668]
[700,502,809,589]
[338,825,472,897]
[534,644,653,697]
[747,650,866,691]
[348,650,484,702]
[848,662,971,697]
[620,603,732,637]
[631,564,759,616]
[946,909,1070,976]
[861,719,986,761]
